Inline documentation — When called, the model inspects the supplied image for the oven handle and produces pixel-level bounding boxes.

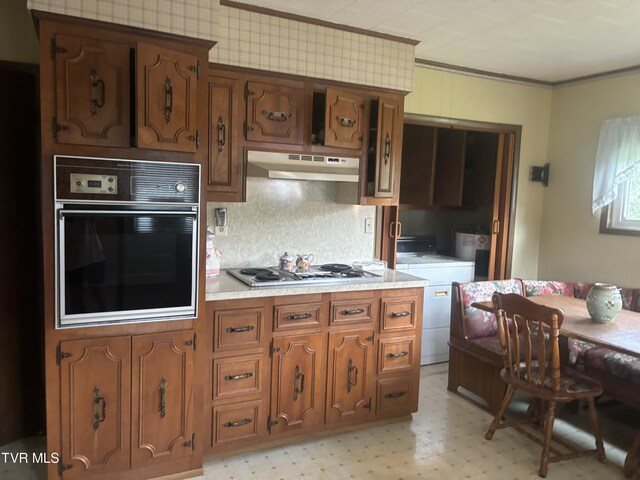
[59,209,198,218]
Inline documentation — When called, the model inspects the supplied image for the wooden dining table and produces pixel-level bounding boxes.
[471,294,640,478]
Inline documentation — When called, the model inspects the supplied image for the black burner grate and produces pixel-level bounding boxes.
[319,263,351,273]
[239,268,272,276]
[255,272,281,281]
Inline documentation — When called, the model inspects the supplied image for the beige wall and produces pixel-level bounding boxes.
[1,0,39,64]
[538,72,640,286]
[405,66,553,279]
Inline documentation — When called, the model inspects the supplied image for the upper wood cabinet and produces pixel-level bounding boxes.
[136,43,199,152]
[53,34,131,147]
[59,336,131,478]
[372,96,401,198]
[433,129,466,207]
[245,81,305,145]
[207,73,242,201]
[399,124,436,206]
[324,87,365,150]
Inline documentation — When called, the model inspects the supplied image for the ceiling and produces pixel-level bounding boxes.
[232,0,640,83]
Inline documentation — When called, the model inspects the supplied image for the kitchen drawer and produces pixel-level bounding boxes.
[376,377,415,416]
[378,336,416,374]
[274,303,322,331]
[330,299,373,326]
[421,327,449,366]
[213,354,263,400]
[213,400,264,445]
[214,307,265,352]
[380,297,416,332]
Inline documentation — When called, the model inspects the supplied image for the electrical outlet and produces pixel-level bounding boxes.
[364,217,373,234]
[215,225,228,236]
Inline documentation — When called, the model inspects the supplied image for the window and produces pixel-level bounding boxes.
[600,168,640,234]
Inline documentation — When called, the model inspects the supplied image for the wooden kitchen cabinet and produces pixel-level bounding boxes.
[370,95,401,198]
[269,333,325,434]
[324,87,366,150]
[136,43,199,152]
[58,330,195,477]
[59,336,132,478]
[131,331,195,469]
[207,72,242,201]
[399,124,436,207]
[245,80,305,145]
[433,129,466,207]
[52,34,131,147]
[325,329,374,424]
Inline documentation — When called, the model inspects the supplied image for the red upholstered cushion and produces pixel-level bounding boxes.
[584,348,640,386]
[523,280,574,298]
[459,279,524,340]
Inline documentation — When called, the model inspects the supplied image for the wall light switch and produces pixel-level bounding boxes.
[364,217,373,234]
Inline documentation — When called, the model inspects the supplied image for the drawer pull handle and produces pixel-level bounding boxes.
[384,391,407,399]
[293,365,305,400]
[386,351,409,358]
[262,109,292,121]
[435,290,449,298]
[346,358,358,393]
[160,377,167,418]
[335,115,356,127]
[387,311,410,318]
[340,308,365,316]
[92,386,106,430]
[223,418,253,428]
[286,313,312,321]
[224,371,254,381]
[225,325,255,333]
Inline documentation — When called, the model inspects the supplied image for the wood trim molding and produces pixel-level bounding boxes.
[416,56,640,88]
[220,0,420,46]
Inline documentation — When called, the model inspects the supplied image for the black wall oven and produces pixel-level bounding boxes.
[54,156,200,328]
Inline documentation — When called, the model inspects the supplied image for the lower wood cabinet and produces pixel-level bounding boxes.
[326,329,374,424]
[58,330,195,478]
[269,333,325,434]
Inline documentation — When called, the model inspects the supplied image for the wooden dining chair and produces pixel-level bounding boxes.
[484,293,606,478]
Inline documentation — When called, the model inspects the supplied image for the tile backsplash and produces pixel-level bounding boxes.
[27,0,415,92]
[206,177,376,268]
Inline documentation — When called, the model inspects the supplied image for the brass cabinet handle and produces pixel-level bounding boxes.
[164,76,173,123]
[160,377,167,418]
[334,115,356,127]
[387,311,410,318]
[293,365,304,400]
[262,109,292,121]
[225,325,255,333]
[386,351,409,358]
[285,313,312,321]
[383,132,391,165]
[217,116,226,153]
[384,391,407,399]
[346,358,358,393]
[224,371,254,381]
[224,418,253,428]
[92,386,106,430]
[89,68,105,118]
[339,308,365,316]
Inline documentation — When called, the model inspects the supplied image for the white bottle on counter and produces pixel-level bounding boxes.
[205,227,222,277]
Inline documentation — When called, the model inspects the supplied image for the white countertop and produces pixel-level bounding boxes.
[205,269,428,301]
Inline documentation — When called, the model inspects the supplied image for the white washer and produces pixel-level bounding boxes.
[396,254,474,365]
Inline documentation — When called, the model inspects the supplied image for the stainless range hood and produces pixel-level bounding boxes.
[246,151,360,182]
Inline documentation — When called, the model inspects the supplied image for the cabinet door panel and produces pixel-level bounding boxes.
[433,129,466,206]
[208,75,241,197]
[324,87,365,149]
[137,43,198,152]
[131,330,194,468]
[374,96,400,198]
[269,334,324,434]
[246,81,305,145]
[54,34,130,147]
[326,330,374,424]
[60,337,131,478]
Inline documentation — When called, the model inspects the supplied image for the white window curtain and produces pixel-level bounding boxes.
[592,114,640,214]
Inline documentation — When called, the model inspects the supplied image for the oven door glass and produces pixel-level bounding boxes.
[57,208,198,326]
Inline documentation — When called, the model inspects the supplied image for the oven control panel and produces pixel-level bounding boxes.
[70,173,118,195]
